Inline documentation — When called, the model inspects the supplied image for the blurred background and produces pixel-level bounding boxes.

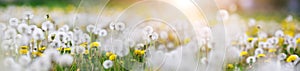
[0,0,299,16]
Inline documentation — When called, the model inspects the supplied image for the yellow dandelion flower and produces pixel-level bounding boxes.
[240,51,248,56]
[278,37,284,45]
[257,54,266,58]
[296,38,300,44]
[183,38,191,44]
[140,50,145,55]
[90,42,100,48]
[19,49,28,55]
[227,64,234,69]
[134,50,141,55]
[20,46,28,49]
[106,52,113,57]
[286,55,298,62]
[56,47,63,51]
[38,46,46,51]
[268,48,276,53]
[84,50,89,54]
[19,46,28,55]
[80,42,88,48]
[134,50,146,56]
[247,38,254,43]
[109,54,117,61]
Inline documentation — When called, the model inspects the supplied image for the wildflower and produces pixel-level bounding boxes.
[0,23,6,31]
[285,15,293,22]
[24,11,34,20]
[4,28,17,39]
[27,25,37,34]
[239,51,248,56]
[17,23,28,34]
[9,18,19,27]
[80,42,88,48]
[41,21,54,31]
[248,18,256,27]
[84,50,89,54]
[227,64,234,69]
[109,22,116,30]
[247,37,254,43]
[246,56,256,64]
[115,22,125,31]
[75,46,85,54]
[95,29,107,37]
[19,46,28,55]
[148,32,159,40]
[143,26,153,35]
[32,28,45,40]
[18,56,31,66]
[48,32,56,42]
[159,31,168,39]
[106,52,113,57]
[268,48,276,53]
[134,50,145,56]
[217,9,229,21]
[255,48,264,55]
[278,53,287,60]
[57,54,74,66]
[184,38,191,44]
[90,42,100,48]
[275,30,284,37]
[86,24,96,33]
[256,54,266,58]
[109,54,117,61]
[286,55,298,62]
[103,60,113,69]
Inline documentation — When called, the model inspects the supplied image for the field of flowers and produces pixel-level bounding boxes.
[1,0,300,71]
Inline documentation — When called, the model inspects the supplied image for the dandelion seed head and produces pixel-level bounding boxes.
[9,18,19,27]
[103,60,113,69]
[57,54,73,66]
[246,56,256,64]
[115,22,125,31]
[41,21,54,31]
[18,55,31,66]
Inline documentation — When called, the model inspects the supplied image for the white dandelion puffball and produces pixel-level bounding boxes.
[159,31,168,39]
[248,18,256,26]
[116,46,130,57]
[115,22,125,31]
[75,46,85,54]
[246,56,256,64]
[217,9,229,21]
[0,23,6,31]
[3,57,15,68]
[27,25,37,34]
[278,53,287,60]
[18,55,31,66]
[9,18,19,27]
[255,47,264,55]
[41,21,54,31]
[109,22,116,30]
[103,60,113,69]
[285,15,293,22]
[57,54,74,66]
[43,48,60,61]
[86,24,96,33]
[24,11,34,20]
[149,32,159,40]
[4,28,17,39]
[32,28,45,40]
[98,29,108,37]
[17,23,28,34]
[275,30,284,37]
[143,26,153,35]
